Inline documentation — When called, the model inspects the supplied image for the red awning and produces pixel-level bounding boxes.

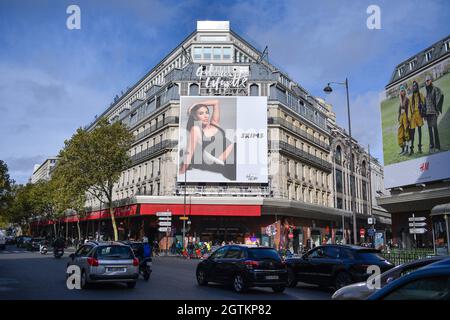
[140,204,261,217]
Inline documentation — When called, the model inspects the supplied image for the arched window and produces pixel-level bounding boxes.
[361,160,367,177]
[250,84,259,96]
[335,145,342,165]
[189,83,199,96]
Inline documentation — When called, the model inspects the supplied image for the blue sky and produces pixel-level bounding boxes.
[0,0,449,184]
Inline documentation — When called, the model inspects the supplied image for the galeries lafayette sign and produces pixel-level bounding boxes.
[196,64,249,91]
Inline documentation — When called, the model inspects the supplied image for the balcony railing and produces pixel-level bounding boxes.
[130,140,178,165]
[173,186,271,197]
[134,116,179,142]
[268,117,330,151]
[270,141,332,173]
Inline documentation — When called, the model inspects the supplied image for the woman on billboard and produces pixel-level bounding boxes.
[179,99,236,180]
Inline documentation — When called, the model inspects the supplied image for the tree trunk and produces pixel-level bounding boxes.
[110,205,118,241]
[53,223,57,238]
[77,220,81,241]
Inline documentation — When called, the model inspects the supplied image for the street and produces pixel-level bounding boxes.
[0,245,332,300]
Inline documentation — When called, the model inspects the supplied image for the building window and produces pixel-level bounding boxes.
[213,47,221,60]
[425,50,433,62]
[335,145,342,164]
[193,47,202,60]
[336,169,343,193]
[203,47,211,60]
[189,83,199,96]
[446,41,450,52]
[223,47,231,60]
[250,84,259,96]
[337,197,343,209]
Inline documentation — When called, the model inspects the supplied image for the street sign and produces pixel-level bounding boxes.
[409,222,427,227]
[179,216,189,220]
[158,217,172,221]
[409,228,427,234]
[368,228,376,237]
[368,217,376,225]
[158,221,172,227]
[158,227,171,232]
[156,212,172,217]
[408,217,426,222]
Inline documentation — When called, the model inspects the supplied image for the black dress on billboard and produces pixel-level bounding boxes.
[190,124,236,181]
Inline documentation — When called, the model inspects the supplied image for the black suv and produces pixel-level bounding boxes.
[285,244,394,290]
[196,245,288,293]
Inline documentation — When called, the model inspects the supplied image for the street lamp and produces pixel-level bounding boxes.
[324,78,358,245]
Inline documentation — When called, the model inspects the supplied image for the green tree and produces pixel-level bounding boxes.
[29,180,66,237]
[55,118,133,241]
[51,168,86,242]
[0,160,14,223]
[4,184,36,233]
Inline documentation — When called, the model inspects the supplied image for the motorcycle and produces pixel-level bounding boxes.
[139,257,152,281]
[54,247,64,259]
[39,244,48,255]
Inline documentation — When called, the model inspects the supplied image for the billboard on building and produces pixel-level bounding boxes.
[177,96,268,183]
[381,58,450,188]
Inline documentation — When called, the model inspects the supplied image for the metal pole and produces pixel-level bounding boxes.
[345,78,357,245]
[431,217,436,255]
[368,144,374,246]
[445,215,450,255]
[182,169,187,250]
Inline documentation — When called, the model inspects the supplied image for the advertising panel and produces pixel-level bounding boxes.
[177,96,268,183]
[381,58,450,188]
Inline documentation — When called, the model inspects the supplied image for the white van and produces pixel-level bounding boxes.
[0,230,6,250]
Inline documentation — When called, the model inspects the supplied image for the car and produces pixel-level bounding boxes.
[332,256,448,300]
[67,241,139,289]
[0,230,6,250]
[26,237,46,251]
[196,244,288,293]
[5,235,16,245]
[285,244,394,290]
[16,236,32,248]
[367,258,450,300]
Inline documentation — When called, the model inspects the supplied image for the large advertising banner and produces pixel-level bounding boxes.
[381,59,450,188]
[177,96,268,183]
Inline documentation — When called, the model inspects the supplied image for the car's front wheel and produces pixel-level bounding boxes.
[80,270,89,289]
[233,274,248,293]
[196,269,208,286]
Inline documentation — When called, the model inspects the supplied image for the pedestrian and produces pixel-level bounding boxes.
[424,75,444,153]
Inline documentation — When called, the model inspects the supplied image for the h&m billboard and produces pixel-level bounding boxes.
[381,58,450,188]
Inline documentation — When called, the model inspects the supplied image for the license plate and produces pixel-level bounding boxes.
[146,262,152,267]
[266,275,279,280]
[106,267,126,272]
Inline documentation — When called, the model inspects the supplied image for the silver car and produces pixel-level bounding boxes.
[67,241,139,289]
[331,256,447,300]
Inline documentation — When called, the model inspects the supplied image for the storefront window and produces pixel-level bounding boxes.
[433,215,449,255]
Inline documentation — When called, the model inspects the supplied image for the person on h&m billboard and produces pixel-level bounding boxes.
[397,85,410,155]
[425,75,444,153]
[408,80,425,155]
